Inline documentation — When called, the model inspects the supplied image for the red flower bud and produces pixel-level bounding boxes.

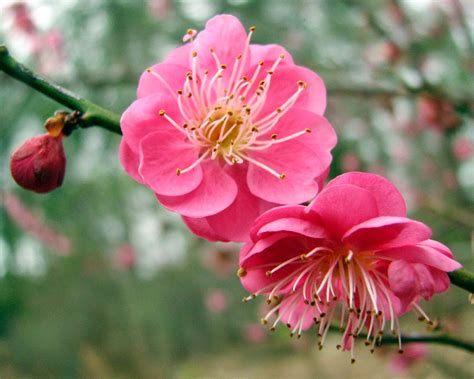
[10,133,66,193]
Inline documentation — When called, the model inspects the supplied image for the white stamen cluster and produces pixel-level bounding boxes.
[239,246,434,363]
[148,27,311,179]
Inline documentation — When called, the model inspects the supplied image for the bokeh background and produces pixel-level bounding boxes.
[0,0,473,378]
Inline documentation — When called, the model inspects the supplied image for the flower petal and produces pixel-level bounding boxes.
[182,216,223,242]
[121,93,183,153]
[326,172,407,217]
[311,184,379,240]
[203,164,275,242]
[137,63,189,98]
[156,161,238,217]
[255,64,326,118]
[119,140,144,184]
[377,245,462,271]
[388,260,417,298]
[138,130,202,196]
[343,216,432,251]
[247,140,323,204]
[194,15,247,76]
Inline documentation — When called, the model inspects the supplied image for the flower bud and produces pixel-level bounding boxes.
[10,133,66,193]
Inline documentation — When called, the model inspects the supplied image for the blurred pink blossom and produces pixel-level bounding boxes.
[388,343,428,374]
[9,2,36,35]
[340,152,360,172]
[205,289,229,314]
[3,192,71,255]
[453,137,473,161]
[148,0,171,19]
[114,244,136,269]
[244,324,266,344]
[202,245,238,277]
[417,96,459,131]
[442,170,458,191]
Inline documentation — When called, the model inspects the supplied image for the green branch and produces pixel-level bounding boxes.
[328,325,474,353]
[0,45,122,135]
[449,268,474,293]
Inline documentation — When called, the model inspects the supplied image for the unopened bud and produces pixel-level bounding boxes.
[10,133,66,193]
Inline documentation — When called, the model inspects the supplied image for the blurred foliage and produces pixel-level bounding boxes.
[0,0,473,378]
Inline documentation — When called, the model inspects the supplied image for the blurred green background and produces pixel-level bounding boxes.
[0,0,473,378]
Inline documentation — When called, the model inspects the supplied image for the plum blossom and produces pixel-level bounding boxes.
[120,15,336,242]
[388,343,428,374]
[238,172,461,361]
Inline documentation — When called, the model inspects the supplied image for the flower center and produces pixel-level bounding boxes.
[240,243,434,361]
[149,26,312,179]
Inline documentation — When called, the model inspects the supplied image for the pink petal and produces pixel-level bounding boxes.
[429,268,450,293]
[377,245,462,271]
[326,172,407,217]
[138,130,202,196]
[255,64,326,118]
[248,44,294,67]
[203,164,275,242]
[249,205,310,240]
[121,93,183,153]
[247,140,323,204]
[182,216,224,242]
[260,109,337,154]
[163,43,191,67]
[257,217,328,240]
[388,260,416,298]
[137,63,189,98]
[420,239,454,258]
[413,264,435,300]
[311,184,379,240]
[119,140,144,184]
[193,15,247,77]
[156,161,237,217]
[343,216,432,251]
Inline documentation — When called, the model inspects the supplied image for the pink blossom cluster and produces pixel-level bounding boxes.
[6,2,66,75]
[3,192,71,255]
[116,14,462,360]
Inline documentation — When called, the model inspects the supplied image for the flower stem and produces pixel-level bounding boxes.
[449,268,474,293]
[0,45,122,135]
[328,325,474,353]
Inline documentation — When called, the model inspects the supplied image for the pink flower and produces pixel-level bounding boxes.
[388,343,428,374]
[244,323,267,344]
[120,15,336,242]
[114,244,136,269]
[10,133,66,193]
[3,192,71,255]
[417,96,459,131]
[205,289,229,314]
[453,136,473,161]
[238,172,461,361]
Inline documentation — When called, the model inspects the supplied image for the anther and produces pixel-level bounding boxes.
[260,318,268,325]
[279,173,286,180]
[267,70,274,75]
[270,327,275,332]
[236,267,247,277]
[398,349,404,354]
[364,341,371,346]
[336,345,342,350]
[191,51,197,57]
[236,54,242,60]
[279,53,285,59]
[351,359,356,364]
[220,64,227,69]
[297,80,308,89]
[305,128,312,133]
[159,110,166,116]
[271,134,278,139]
[176,168,181,176]
[276,108,282,113]
[177,90,183,95]
[265,271,272,277]
[249,26,256,32]
[258,60,264,66]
